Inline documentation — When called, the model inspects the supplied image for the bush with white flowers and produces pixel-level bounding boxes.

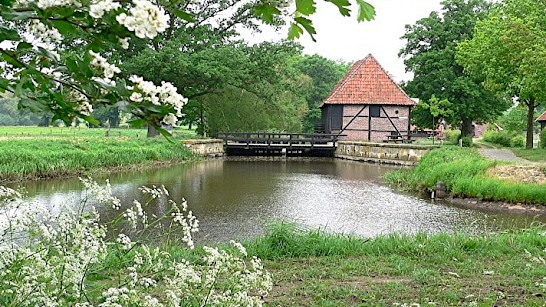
[0,179,272,306]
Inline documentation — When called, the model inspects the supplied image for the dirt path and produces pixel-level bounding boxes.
[479,148,530,163]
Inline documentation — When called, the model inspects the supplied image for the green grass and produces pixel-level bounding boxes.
[92,224,546,306]
[0,126,200,182]
[384,146,546,204]
[512,148,546,162]
[246,224,546,306]
[0,126,197,138]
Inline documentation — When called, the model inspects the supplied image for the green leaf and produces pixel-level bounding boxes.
[172,9,194,22]
[82,115,100,126]
[0,25,20,41]
[296,0,316,16]
[325,0,351,17]
[16,42,32,51]
[2,10,35,21]
[294,17,317,42]
[288,23,305,40]
[127,118,147,128]
[356,0,375,22]
[52,20,77,36]
[36,46,59,61]
[253,4,281,24]
[1,52,23,68]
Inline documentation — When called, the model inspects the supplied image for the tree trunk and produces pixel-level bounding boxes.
[525,99,535,149]
[460,118,474,138]
[147,125,160,137]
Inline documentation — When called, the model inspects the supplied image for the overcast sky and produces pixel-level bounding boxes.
[244,0,443,83]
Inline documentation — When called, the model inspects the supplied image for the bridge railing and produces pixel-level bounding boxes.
[216,132,344,146]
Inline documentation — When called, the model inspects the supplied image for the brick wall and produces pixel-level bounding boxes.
[340,104,411,141]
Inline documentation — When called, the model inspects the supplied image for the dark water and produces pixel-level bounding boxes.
[8,158,545,243]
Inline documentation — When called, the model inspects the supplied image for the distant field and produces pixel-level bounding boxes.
[0,126,197,139]
[0,126,200,182]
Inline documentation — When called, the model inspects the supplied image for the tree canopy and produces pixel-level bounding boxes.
[456,0,546,148]
[400,0,509,137]
[0,0,375,136]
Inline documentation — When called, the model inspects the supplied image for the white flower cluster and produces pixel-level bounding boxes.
[129,75,188,126]
[26,20,62,56]
[80,177,121,209]
[89,51,121,80]
[89,0,121,19]
[116,0,169,39]
[14,0,82,9]
[0,179,272,305]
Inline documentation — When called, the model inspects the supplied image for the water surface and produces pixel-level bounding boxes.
[10,158,545,243]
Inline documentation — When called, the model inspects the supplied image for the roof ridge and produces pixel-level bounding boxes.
[368,55,414,102]
[332,54,371,96]
[320,53,415,107]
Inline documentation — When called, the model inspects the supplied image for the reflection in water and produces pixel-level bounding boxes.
[9,159,545,243]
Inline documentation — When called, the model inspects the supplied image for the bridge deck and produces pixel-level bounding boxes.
[216,132,342,156]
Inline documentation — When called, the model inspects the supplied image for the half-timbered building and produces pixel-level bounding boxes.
[320,54,416,142]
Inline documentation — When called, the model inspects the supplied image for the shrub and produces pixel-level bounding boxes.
[541,129,546,149]
[482,130,515,147]
[461,136,473,147]
[444,130,461,144]
[510,135,526,148]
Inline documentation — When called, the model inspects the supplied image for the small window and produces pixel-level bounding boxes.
[370,105,381,117]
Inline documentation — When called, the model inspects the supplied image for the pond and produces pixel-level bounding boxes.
[8,158,545,243]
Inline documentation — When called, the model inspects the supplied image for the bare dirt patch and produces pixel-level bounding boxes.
[487,165,546,184]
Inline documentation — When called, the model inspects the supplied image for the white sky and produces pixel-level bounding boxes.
[243,0,443,83]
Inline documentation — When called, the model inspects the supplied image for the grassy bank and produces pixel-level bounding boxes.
[512,148,546,162]
[384,146,546,204]
[248,225,546,306]
[0,127,199,182]
[96,224,546,306]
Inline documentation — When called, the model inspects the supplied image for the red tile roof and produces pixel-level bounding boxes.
[537,111,546,122]
[321,54,416,107]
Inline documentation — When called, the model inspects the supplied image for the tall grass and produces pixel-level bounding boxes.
[384,146,546,204]
[0,136,197,181]
[244,223,546,260]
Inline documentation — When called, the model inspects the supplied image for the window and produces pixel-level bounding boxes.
[370,105,381,117]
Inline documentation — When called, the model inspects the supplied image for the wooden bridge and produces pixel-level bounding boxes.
[216,132,343,156]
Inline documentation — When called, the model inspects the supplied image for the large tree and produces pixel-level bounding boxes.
[293,54,349,132]
[400,0,509,137]
[456,0,546,148]
[0,0,375,134]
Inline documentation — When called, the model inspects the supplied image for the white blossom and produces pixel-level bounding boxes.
[90,0,121,19]
[116,0,169,39]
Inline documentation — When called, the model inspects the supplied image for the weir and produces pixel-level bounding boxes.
[216,132,342,157]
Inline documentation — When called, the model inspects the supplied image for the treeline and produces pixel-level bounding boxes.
[401,0,546,148]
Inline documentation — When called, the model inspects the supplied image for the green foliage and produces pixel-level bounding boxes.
[401,0,509,137]
[384,146,546,203]
[293,54,349,132]
[498,105,528,132]
[512,148,546,161]
[510,134,526,148]
[411,95,454,129]
[456,0,546,148]
[0,93,43,126]
[445,129,461,144]
[540,129,546,149]
[482,130,524,148]
[461,136,472,147]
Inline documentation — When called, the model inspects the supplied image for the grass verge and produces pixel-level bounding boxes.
[247,224,546,306]
[94,224,546,306]
[0,132,198,182]
[384,146,546,204]
[512,148,546,162]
